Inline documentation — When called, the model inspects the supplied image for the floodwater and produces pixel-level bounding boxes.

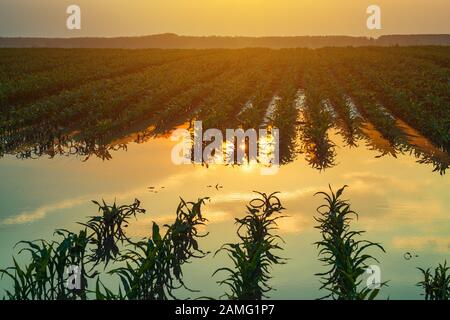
[0,118,449,300]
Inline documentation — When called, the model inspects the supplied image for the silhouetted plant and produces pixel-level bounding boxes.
[0,231,92,300]
[105,197,210,300]
[53,229,92,299]
[417,261,449,300]
[94,278,120,300]
[0,240,53,300]
[314,185,386,300]
[1,197,209,301]
[214,192,286,300]
[0,199,146,300]
[81,199,146,267]
[301,103,337,171]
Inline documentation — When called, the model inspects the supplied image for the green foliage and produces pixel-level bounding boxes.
[81,199,146,267]
[301,105,337,170]
[300,61,338,171]
[0,229,91,300]
[106,197,209,300]
[1,187,448,301]
[417,261,450,300]
[0,48,448,174]
[214,192,286,300]
[0,196,211,301]
[314,185,386,300]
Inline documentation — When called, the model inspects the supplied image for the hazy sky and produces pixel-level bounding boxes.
[0,0,448,37]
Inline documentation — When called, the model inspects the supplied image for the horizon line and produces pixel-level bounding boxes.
[1,33,450,39]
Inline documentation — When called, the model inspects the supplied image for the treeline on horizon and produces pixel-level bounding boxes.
[1,34,450,49]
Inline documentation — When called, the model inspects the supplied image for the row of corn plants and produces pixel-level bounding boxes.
[1,48,448,171]
[1,186,446,300]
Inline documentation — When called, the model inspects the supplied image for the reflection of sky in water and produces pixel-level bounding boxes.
[0,131,449,300]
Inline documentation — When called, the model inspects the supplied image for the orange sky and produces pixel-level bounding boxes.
[0,0,449,37]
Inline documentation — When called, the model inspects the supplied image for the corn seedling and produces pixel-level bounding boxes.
[104,197,210,300]
[214,192,286,300]
[417,261,449,300]
[314,185,386,300]
[0,230,92,300]
[80,198,146,267]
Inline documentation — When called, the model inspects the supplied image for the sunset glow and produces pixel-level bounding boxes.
[0,0,449,37]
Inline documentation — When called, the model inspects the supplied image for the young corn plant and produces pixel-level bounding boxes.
[0,199,146,300]
[80,198,146,267]
[417,261,449,300]
[214,192,286,300]
[0,240,55,300]
[0,230,91,300]
[104,197,210,300]
[314,185,386,300]
[301,102,337,171]
[53,229,92,299]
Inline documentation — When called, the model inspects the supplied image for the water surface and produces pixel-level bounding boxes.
[0,122,448,300]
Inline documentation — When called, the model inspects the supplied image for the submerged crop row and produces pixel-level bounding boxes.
[0,47,449,172]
